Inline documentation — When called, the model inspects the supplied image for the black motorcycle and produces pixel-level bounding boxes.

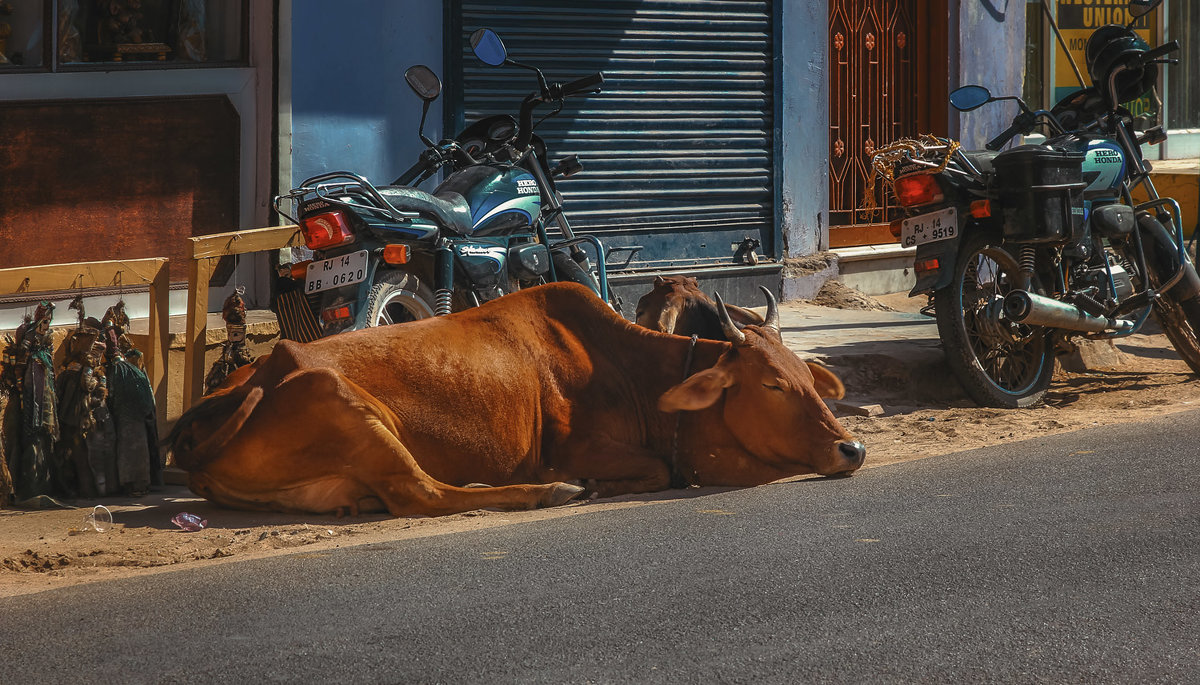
[874,0,1198,408]
[273,29,609,339]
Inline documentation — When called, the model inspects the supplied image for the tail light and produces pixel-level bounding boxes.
[321,305,354,323]
[301,211,355,250]
[893,174,943,207]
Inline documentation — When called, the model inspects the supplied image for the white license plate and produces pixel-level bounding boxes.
[900,207,958,248]
[305,249,369,294]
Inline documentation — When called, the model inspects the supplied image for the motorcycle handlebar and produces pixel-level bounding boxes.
[393,159,429,186]
[986,120,1026,151]
[560,72,605,97]
[1139,40,1180,66]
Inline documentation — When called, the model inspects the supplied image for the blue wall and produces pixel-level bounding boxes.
[957,0,1027,150]
[779,0,829,257]
[289,1,443,187]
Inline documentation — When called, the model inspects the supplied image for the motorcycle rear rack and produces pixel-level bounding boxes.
[275,171,419,225]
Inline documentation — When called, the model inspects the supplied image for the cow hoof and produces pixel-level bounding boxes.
[541,482,585,507]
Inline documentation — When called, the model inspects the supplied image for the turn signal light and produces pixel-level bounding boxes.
[301,211,355,250]
[289,260,312,280]
[915,258,941,273]
[321,305,353,323]
[893,174,942,207]
[382,244,411,265]
[969,199,992,219]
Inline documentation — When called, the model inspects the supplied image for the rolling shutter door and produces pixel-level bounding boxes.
[453,0,774,271]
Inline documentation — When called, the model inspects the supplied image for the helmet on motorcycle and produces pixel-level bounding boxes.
[1085,24,1157,105]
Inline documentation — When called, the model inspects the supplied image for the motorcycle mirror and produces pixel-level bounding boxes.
[470,28,507,67]
[404,65,442,102]
[1126,0,1160,19]
[949,85,993,112]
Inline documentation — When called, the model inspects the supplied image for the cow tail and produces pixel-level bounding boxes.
[165,385,264,470]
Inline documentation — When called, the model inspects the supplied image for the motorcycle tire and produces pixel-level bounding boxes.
[363,271,436,327]
[1140,236,1200,376]
[934,230,1056,408]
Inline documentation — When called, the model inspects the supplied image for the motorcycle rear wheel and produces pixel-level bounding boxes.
[364,271,436,327]
[934,231,1056,408]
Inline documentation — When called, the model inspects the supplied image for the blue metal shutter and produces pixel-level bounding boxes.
[451,0,774,271]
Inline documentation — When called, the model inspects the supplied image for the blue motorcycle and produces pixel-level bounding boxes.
[273,29,609,339]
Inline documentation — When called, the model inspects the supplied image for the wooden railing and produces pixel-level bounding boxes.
[182,225,303,410]
[0,258,170,419]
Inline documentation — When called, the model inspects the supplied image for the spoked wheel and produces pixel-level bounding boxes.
[934,232,1056,408]
[1141,235,1200,375]
[363,271,435,327]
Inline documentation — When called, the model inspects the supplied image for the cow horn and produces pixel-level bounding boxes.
[759,286,780,333]
[712,292,746,344]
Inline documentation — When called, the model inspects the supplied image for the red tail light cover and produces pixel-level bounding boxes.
[893,174,943,207]
[301,211,355,250]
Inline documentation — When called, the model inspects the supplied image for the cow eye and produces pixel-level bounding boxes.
[762,383,785,392]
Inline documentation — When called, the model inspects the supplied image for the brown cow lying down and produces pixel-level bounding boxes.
[166,282,864,518]
[635,275,765,339]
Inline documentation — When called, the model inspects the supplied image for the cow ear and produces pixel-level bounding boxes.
[658,367,735,412]
[807,362,845,400]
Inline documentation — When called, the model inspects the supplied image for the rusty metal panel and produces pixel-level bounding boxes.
[0,96,240,281]
[828,0,921,236]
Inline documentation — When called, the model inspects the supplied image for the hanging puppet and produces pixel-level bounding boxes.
[102,300,161,496]
[54,295,114,498]
[1,302,60,504]
[204,287,255,394]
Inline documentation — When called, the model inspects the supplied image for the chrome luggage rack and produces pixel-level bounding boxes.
[273,171,419,225]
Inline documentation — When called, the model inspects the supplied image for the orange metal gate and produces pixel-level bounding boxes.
[828,0,948,247]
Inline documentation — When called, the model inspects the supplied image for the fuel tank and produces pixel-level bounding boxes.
[435,165,541,236]
[1045,133,1126,200]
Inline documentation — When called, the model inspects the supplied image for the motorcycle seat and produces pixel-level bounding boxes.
[960,150,1000,175]
[377,186,474,235]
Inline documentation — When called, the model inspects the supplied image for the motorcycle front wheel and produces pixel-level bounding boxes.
[1140,236,1200,375]
[364,271,436,327]
[934,231,1056,408]
[551,250,603,299]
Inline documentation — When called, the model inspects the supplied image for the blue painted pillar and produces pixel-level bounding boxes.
[288,1,444,188]
[779,0,830,257]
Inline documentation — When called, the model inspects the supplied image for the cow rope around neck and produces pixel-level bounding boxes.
[668,334,700,489]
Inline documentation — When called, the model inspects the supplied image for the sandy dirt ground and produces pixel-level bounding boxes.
[4,286,1199,599]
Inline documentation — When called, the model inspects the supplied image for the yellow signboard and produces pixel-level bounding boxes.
[1053,0,1157,116]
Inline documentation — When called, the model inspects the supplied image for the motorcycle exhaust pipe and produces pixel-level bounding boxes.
[1002,290,1134,334]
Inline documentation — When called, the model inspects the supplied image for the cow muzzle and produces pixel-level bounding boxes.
[830,440,866,475]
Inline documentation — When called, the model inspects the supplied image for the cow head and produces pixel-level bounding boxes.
[657,287,865,484]
[635,275,764,339]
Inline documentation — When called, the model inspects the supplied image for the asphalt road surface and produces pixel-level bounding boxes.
[2,410,1197,683]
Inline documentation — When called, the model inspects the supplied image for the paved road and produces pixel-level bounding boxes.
[2,410,1197,683]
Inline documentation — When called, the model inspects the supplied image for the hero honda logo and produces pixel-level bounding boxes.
[516,178,538,195]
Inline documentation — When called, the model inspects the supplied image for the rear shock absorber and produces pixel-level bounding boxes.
[434,289,453,316]
[1019,245,1037,290]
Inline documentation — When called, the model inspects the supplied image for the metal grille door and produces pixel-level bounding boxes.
[828,0,945,247]
[453,0,774,270]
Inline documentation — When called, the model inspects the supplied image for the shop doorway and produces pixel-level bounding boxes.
[828,0,949,247]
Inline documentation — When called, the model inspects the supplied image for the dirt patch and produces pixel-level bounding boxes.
[806,280,898,312]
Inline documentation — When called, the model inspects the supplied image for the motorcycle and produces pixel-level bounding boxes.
[873,0,1199,408]
[273,28,610,339]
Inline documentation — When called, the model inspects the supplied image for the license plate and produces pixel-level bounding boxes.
[305,249,368,294]
[900,207,958,248]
